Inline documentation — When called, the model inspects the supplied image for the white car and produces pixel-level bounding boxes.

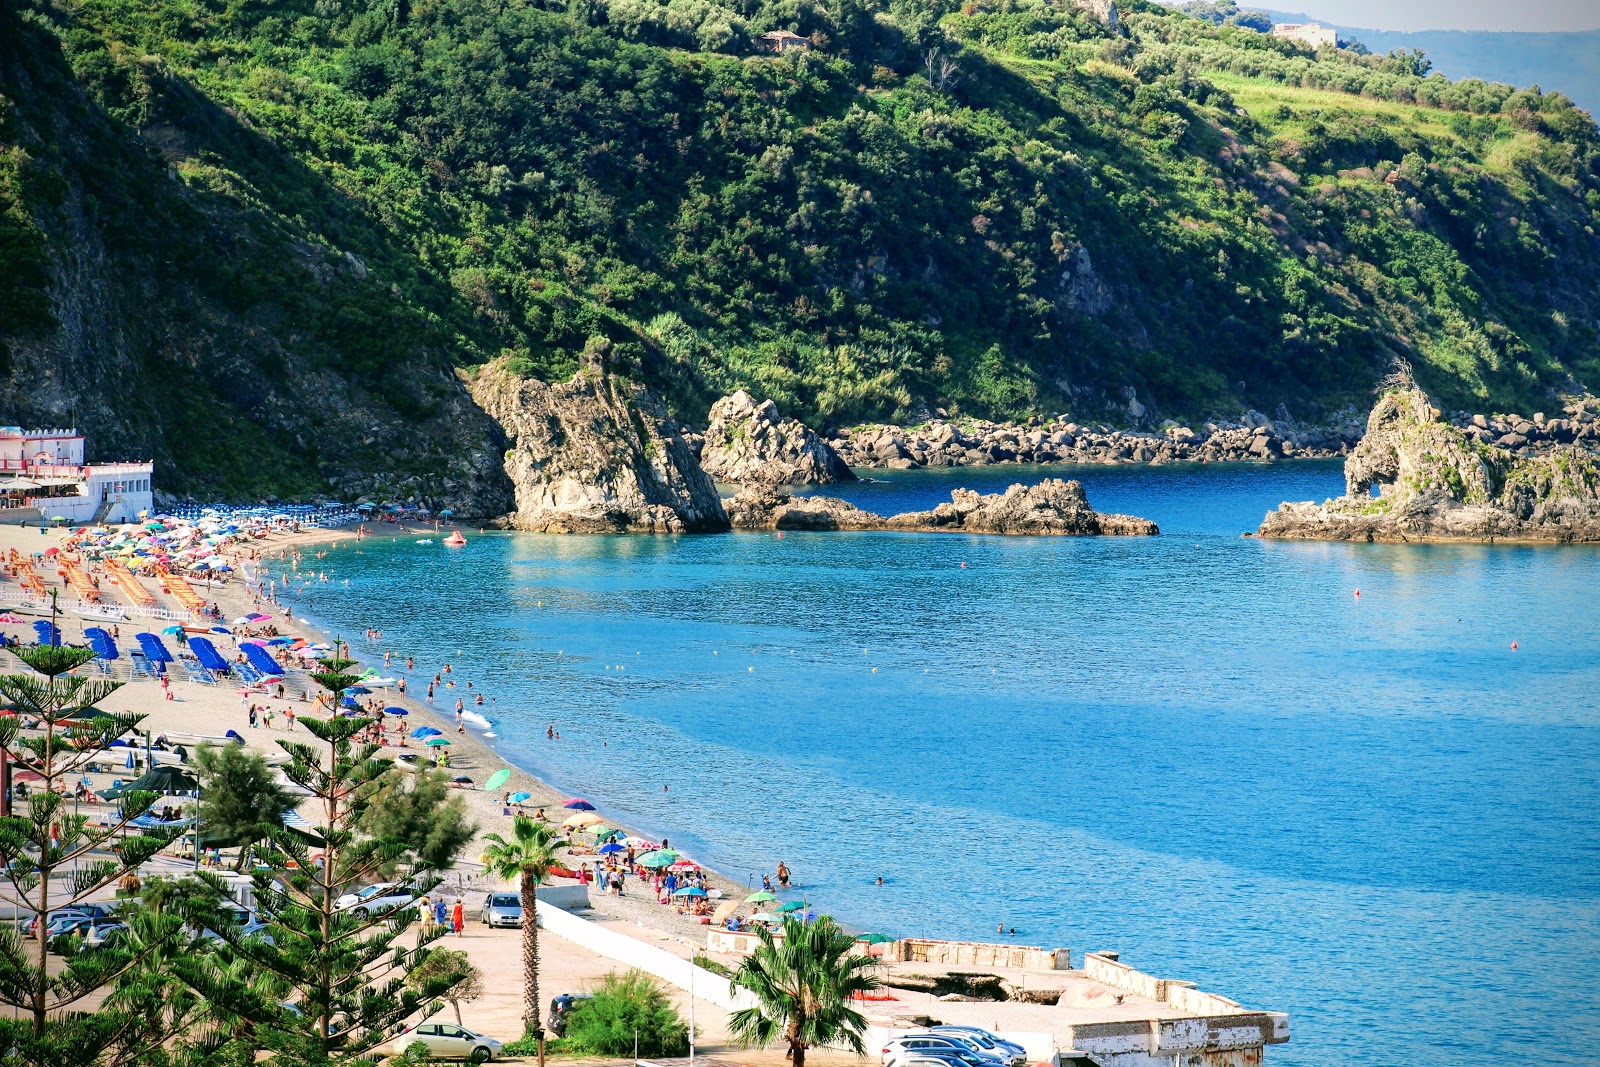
[394,1020,504,1062]
[334,882,421,918]
[884,1036,1009,1067]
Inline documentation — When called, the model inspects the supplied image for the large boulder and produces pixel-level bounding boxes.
[727,478,1157,536]
[885,478,1158,536]
[699,391,856,485]
[1258,374,1600,542]
[470,359,728,533]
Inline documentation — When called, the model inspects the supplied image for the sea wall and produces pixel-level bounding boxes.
[889,937,1071,971]
[534,898,756,1012]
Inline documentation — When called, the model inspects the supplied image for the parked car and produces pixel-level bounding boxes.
[19,903,117,937]
[44,913,99,952]
[334,882,421,918]
[83,921,129,950]
[480,892,522,928]
[928,1027,1028,1065]
[885,1048,995,1067]
[883,1037,1007,1067]
[393,1020,503,1062]
[547,993,592,1037]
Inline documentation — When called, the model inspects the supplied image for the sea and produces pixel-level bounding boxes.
[285,460,1600,1067]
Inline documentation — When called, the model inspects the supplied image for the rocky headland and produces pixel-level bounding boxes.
[727,478,1158,537]
[1256,380,1600,543]
[693,390,855,485]
[470,359,728,533]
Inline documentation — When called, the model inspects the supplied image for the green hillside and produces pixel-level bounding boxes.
[2,0,1598,499]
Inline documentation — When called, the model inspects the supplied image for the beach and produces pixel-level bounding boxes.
[0,519,767,954]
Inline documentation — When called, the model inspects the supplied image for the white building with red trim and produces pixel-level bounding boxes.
[0,427,154,525]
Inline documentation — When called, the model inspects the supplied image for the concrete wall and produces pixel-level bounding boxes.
[535,884,591,910]
[534,899,757,1013]
[890,938,1070,971]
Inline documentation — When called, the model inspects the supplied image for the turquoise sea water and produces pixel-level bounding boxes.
[288,461,1600,1067]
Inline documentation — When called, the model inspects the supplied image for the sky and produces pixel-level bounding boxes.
[1256,0,1600,32]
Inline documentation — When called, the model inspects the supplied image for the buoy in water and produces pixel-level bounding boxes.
[960,562,967,569]
[1354,588,1361,598]
[1511,641,1519,650]
[872,667,878,673]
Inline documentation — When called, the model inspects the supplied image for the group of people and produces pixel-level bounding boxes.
[417,894,467,936]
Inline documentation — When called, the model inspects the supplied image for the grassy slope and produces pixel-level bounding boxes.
[2,0,1598,497]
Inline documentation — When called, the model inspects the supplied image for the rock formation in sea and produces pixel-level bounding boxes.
[696,390,856,485]
[727,478,1158,536]
[470,358,729,533]
[1256,376,1600,543]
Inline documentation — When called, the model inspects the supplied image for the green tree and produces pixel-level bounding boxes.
[357,767,476,875]
[191,652,465,1064]
[0,629,188,1066]
[408,948,483,1025]
[479,815,558,1036]
[560,970,688,1058]
[727,914,879,1067]
[193,742,296,869]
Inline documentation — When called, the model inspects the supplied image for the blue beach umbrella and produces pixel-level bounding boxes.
[383,706,409,716]
[598,842,625,855]
[346,685,371,695]
[563,798,595,810]
[672,887,707,898]
[410,727,442,739]
[509,792,532,804]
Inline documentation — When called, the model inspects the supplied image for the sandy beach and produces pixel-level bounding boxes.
[0,519,771,950]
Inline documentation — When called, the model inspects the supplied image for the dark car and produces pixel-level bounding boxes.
[546,994,592,1037]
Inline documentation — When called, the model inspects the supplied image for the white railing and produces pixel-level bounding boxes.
[0,589,188,623]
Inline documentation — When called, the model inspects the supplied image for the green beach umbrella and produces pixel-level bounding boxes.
[776,900,805,913]
[587,824,613,839]
[745,891,776,903]
[749,912,780,924]
[485,769,511,791]
[636,849,679,869]
[857,932,894,944]
[424,737,451,747]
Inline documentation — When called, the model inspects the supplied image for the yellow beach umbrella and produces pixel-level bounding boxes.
[563,811,604,828]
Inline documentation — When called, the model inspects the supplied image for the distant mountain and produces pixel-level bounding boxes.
[1266,10,1600,113]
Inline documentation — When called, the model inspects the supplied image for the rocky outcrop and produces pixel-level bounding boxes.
[830,413,1361,470]
[470,360,728,534]
[697,391,856,485]
[728,478,1157,536]
[1257,379,1600,543]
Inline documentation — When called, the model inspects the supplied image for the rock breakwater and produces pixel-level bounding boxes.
[829,414,1360,470]
[728,478,1158,536]
[1257,379,1600,543]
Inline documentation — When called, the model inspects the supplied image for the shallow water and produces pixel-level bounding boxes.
[289,461,1600,1067]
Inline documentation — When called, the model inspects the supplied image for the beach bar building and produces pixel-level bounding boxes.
[0,427,154,525]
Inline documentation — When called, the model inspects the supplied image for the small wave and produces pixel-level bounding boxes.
[461,711,493,729]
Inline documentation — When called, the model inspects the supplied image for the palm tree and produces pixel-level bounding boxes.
[480,816,558,1036]
[728,914,880,1067]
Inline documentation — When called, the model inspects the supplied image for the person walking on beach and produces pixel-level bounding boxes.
[419,895,432,933]
[450,899,464,936]
[434,897,447,930]
[248,706,258,729]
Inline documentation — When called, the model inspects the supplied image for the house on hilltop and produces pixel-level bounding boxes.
[1270,22,1337,49]
[755,30,812,53]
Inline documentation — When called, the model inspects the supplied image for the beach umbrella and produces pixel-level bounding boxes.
[266,637,294,646]
[563,798,596,810]
[597,842,624,855]
[452,776,474,786]
[410,727,442,738]
[485,768,511,791]
[635,849,679,869]
[563,812,603,828]
[777,900,805,913]
[856,933,895,945]
[346,685,371,695]
[424,737,451,747]
[668,859,699,872]
[509,792,533,804]
[749,912,780,924]
[672,887,707,898]
[383,706,410,717]
[586,825,614,839]
[160,625,184,636]
[744,891,776,904]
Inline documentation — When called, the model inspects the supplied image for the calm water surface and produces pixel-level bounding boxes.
[289,461,1600,1067]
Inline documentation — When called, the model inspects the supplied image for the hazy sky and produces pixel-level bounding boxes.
[1266,0,1600,32]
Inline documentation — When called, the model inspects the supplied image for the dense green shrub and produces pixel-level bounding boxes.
[559,970,690,1058]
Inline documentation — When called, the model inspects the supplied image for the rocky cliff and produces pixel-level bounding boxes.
[727,479,1158,536]
[1256,380,1600,543]
[696,391,856,485]
[470,359,729,534]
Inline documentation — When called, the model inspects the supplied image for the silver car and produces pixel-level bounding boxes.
[394,1020,504,1062]
[480,892,522,928]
